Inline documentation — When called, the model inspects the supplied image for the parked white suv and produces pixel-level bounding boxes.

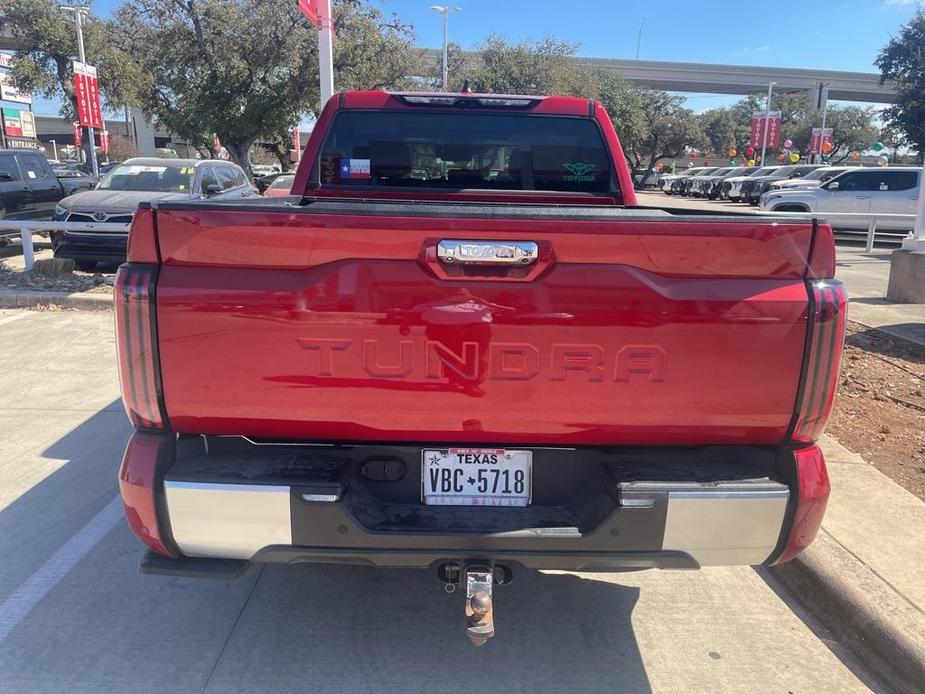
[766,166,855,192]
[760,167,921,231]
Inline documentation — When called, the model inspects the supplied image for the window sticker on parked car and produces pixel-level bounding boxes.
[123,165,168,175]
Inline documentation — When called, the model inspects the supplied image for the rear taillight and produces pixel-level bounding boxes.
[114,265,168,430]
[790,280,847,444]
[771,444,830,564]
[118,431,177,557]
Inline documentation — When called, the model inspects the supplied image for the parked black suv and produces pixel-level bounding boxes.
[0,149,93,221]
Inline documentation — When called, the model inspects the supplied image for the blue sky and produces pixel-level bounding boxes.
[16,0,925,116]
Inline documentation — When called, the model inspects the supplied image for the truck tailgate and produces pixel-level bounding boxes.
[152,202,821,446]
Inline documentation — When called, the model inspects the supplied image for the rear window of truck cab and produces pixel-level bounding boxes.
[312,111,615,194]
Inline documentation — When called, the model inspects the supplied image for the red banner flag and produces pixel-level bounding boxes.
[808,127,833,155]
[748,111,782,149]
[72,61,103,129]
[292,125,301,153]
[100,129,110,153]
[72,121,82,149]
[298,0,321,26]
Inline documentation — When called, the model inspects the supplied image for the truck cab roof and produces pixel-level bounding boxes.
[340,90,595,116]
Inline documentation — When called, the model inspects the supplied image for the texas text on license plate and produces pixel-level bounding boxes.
[422,448,532,507]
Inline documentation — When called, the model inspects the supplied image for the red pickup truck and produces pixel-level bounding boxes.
[115,90,845,644]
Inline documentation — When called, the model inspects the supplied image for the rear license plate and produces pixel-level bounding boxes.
[422,448,532,507]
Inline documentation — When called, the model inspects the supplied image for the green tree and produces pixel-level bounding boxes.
[876,10,925,159]
[594,69,645,166]
[463,36,597,97]
[0,0,123,163]
[697,107,749,156]
[809,105,880,163]
[0,0,104,116]
[104,0,419,178]
[628,90,705,181]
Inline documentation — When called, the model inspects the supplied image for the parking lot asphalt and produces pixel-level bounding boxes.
[0,309,886,693]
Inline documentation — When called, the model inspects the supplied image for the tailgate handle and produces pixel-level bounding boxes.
[437,240,539,265]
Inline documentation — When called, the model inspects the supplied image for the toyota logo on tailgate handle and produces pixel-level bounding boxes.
[437,240,539,265]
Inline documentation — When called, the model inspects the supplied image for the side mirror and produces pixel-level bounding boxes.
[0,172,12,182]
[204,183,222,196]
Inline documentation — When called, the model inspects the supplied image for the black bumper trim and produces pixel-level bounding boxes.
[251,545,699,571]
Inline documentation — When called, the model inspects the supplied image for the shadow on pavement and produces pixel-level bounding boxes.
[203,564,651,694]
[0,401,129,598]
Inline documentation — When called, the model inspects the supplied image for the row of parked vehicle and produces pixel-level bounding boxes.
[657,162,923,233]
[0,148,299,270]
[658,163,848,204]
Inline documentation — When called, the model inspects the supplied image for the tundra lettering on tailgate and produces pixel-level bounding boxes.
[296,338,667,383]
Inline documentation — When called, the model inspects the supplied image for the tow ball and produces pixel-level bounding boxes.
[438,563,513,646]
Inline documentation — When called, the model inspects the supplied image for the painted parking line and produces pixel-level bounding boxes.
[0,496,123,642]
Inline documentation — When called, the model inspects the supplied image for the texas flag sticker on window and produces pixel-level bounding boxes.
[340,158,371,180]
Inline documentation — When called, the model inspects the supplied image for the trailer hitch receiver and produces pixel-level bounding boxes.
[464,566,494,646]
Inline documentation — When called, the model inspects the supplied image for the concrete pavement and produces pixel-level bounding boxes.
[780,435,925,694]
[834,247,925,346]
[0,309,884,693]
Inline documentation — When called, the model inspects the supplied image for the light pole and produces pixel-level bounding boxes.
[60,3,98,178]
[429,5,460,91]
[49,139,57,161]
[760,81,776,167]
[635,16,647,60]
[317,0,334,106]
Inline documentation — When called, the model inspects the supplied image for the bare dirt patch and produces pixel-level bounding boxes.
[0,253,113,296]
[828,320,925,500]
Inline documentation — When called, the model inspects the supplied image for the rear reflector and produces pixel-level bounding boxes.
[114,265,168,430]
[126,205,159,264]
[771,444,830,564]
[791,280,847,443]
[118,431,177,558]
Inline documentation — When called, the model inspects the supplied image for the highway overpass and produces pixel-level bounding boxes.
[420,50,896,108]
[576,57,896,106]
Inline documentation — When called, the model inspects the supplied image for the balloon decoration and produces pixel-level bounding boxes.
[783,139,793,149]
[872,142,885,152]
[821,141,833,154]
[703,160,710,166]
[740,157,747,164]
[789,152,801,163]
[728,159,736,166]
[727,148,737,158]
[689,151,696,159]
[746,147,755,156]
[656,162,664,171]
[777,153,786,161]
[850,151,861,161]
[747,159,756,167]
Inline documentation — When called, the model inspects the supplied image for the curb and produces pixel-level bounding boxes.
[772,529,925,694]
[0,290,112,311]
